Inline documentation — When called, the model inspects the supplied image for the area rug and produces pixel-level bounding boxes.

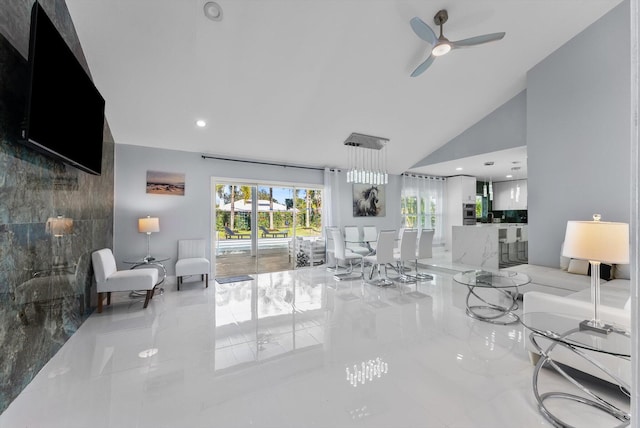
[215,275,254,284]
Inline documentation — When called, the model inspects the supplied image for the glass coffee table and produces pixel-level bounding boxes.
[520,312,630,427]
[453,269,530,324]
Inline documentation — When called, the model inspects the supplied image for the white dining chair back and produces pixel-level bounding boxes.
[362,226,378,250]
[415,229,435,280]
[395,229,418,282]
[344,226,370,255]
[330,228,363,279]
[364,230,396,286]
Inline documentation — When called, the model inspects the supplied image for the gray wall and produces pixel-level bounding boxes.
[527,1,631,267]
[412,90,526,168]
[0,0,114,413]
[114,144,401,275]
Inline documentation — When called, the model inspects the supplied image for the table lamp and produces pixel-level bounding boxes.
[562,214,629,334]
[138,216,160,261]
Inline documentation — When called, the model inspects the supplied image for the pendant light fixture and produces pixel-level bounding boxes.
[344,133,389,186]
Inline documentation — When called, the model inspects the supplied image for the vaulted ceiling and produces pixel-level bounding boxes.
[66,0,622,176]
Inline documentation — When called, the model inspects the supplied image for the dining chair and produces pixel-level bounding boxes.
[414,229,434,280]
[330,228,364,280]
[364,230,396,287]
[393,228,418,283]
[362,226,378,252]
[343,226,370,256]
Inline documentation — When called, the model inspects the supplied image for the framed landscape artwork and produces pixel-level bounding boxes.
[146,170,185,196]
[353,184,385,217]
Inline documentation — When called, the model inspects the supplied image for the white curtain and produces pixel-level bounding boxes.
[401,174,446,245]
[323,168,341,234]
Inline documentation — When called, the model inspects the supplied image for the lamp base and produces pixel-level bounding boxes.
[579,319,613,335]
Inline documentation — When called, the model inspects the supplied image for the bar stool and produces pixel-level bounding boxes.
[517,226,528,261]
[499,227,517,265]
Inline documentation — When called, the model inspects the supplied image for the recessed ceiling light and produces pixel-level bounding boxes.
[204,2,223,21]
[455,167,463,171]
[195,119,207,128]
[506,174,513,178]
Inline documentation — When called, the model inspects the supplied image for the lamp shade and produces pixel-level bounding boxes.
[562,220,629,264]
[46,216,73,237]
[138,216,160,234]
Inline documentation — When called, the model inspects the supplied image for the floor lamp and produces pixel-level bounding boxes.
[138,216,160,262]
[562,214,629,334]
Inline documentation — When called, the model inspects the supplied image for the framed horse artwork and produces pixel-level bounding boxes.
[353,184,385,217]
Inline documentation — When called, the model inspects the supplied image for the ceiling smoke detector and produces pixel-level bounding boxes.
[204,2,223,21]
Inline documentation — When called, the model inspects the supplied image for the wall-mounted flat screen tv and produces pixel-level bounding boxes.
[21,2,105,175]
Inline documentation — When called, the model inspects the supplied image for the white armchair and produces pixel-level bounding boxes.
[175,239,210,290]
[91,248,158,313]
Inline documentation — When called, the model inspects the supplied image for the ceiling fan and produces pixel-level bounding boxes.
[410,10,505,77]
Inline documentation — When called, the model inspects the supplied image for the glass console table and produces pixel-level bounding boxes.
[520,312,630,427]
[453,269,530,324]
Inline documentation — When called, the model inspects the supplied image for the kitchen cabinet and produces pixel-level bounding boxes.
[492,180,527,210]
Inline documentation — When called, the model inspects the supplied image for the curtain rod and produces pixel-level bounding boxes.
[201,154,336,172]
[401,173,446,180]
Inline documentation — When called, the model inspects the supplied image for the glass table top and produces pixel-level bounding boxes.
[453,269,531,288]
[520,312,630,358]
[122,256,170,264]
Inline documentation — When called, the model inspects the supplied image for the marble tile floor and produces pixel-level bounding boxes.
[0,260,630,428]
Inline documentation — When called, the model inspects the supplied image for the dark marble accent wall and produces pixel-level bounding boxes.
[0,0,114,413]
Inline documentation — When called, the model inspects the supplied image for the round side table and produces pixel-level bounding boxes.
[521,312,631,427]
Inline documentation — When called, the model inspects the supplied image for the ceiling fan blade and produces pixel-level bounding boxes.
[410,17,437,45]
[451,32,505,48]
[410,55,435,77]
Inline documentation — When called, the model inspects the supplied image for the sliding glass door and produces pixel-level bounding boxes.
[213,182,323,278]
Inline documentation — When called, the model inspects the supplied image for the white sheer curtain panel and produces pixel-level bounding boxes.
[401,174,446,245]
[323,168,341,232]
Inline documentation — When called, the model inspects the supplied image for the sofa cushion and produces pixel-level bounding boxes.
[568,285,630,310]
[614,263,630,280]
[507,264,592,293]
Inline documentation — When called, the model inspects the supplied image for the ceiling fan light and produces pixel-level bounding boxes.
[432,42,451,57]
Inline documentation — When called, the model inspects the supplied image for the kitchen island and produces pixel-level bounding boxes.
[452,224,528,270]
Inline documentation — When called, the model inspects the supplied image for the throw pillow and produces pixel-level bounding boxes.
[567,259,589,275]
[588,263,613,280]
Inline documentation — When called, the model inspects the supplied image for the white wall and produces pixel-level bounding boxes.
[114,144,401,274]
[526,1,631,267]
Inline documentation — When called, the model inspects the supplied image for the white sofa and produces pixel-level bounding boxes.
[506,248,631,296]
